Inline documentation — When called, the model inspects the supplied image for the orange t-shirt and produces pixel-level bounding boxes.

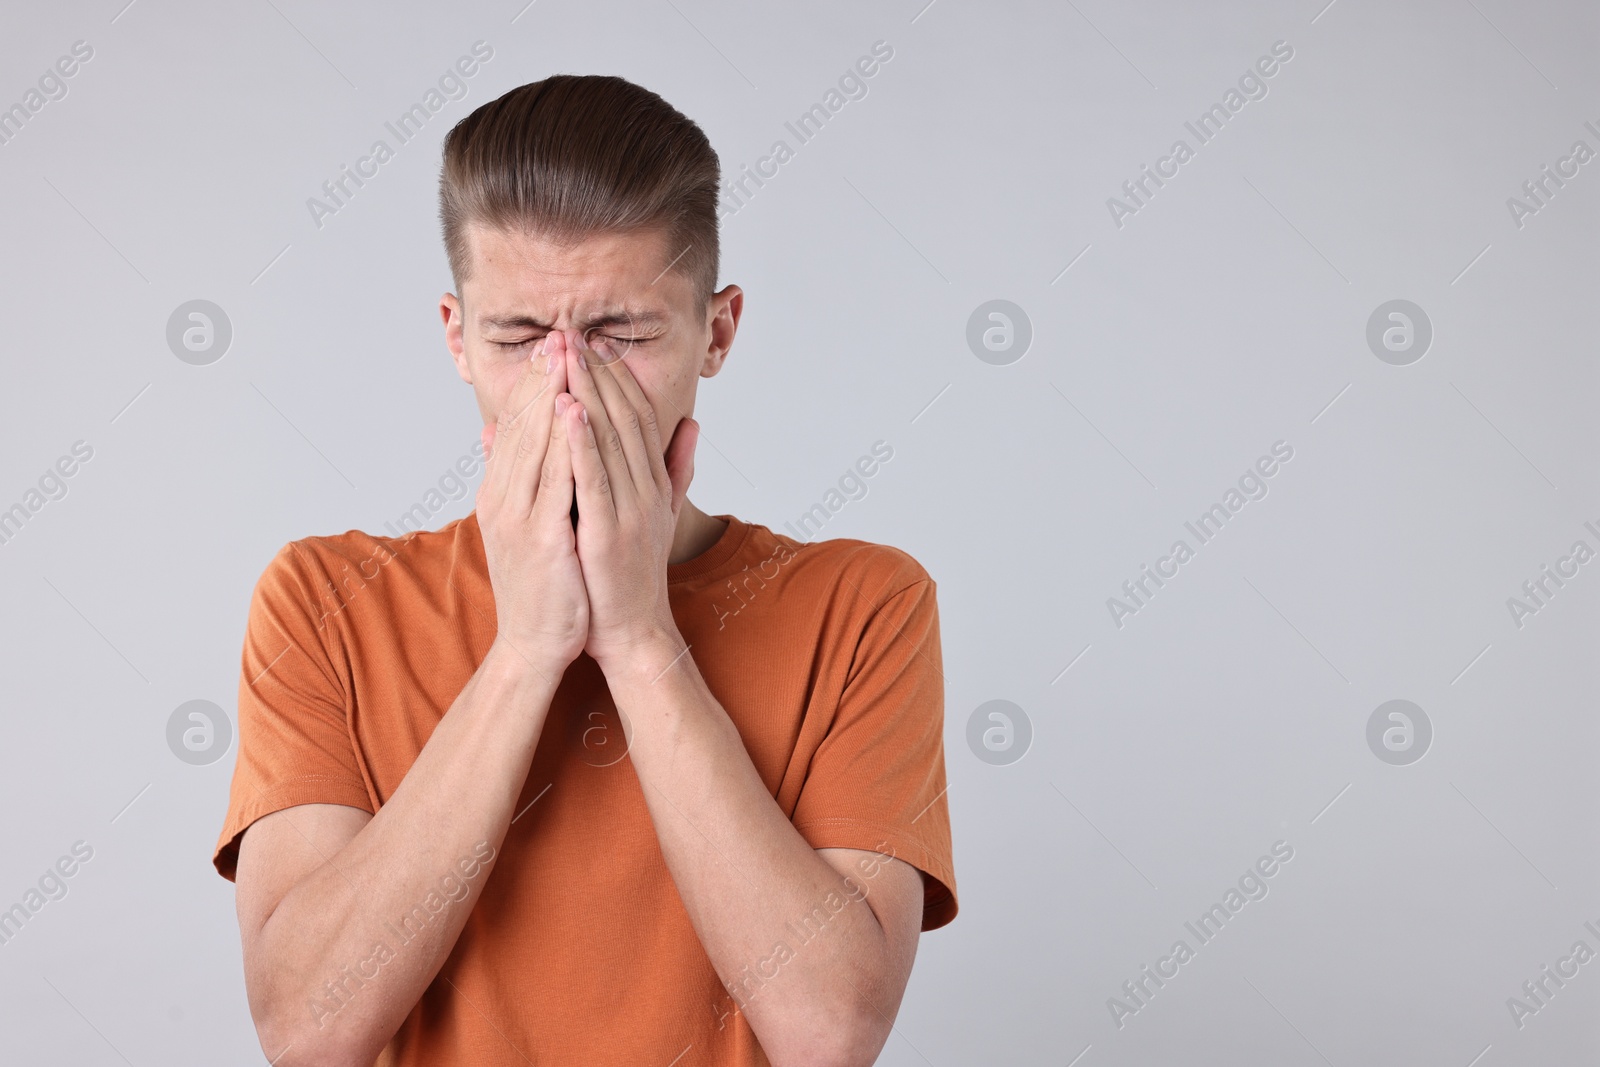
[213,511,957,1066]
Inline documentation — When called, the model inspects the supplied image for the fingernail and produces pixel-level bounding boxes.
[579,405,588,426]
[556,394,570,415]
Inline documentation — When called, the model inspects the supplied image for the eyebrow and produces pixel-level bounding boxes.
[478,308,670,331]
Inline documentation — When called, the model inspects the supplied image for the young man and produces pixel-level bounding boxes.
[213,74,956,1067]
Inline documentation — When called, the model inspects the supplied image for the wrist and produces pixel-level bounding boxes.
[483,635,571,694]
[593,622,688,685]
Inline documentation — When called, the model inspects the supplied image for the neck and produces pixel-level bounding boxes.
[670,498,727,565]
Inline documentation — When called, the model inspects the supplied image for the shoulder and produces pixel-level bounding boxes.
[743,521,933,611]
[248,514,474,615]
[268,514,473,581]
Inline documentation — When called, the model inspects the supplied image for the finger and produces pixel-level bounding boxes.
[563,331,639,510]
[484,335,558,513]
[663,415,699,521]
[596,344,670,497]
[506,333,567,516]
[531,386,577,530]
[476,420,499,511]
[480,364,521,506]
[564,398,615,527]
[581,335,657,501]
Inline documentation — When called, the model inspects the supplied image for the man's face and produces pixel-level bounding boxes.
[441,223,739,455]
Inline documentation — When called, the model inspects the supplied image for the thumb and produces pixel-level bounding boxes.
[664,416,699,517]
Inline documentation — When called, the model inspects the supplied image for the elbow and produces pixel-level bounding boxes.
[255,1028,371,1067]
[835,1023,894,1067]
[772,1010,893,1067]
[251,993,377,1067]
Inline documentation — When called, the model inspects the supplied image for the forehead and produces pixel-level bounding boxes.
[461,222,687,323]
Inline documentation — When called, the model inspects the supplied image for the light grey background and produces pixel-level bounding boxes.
[1,0,1595,1063]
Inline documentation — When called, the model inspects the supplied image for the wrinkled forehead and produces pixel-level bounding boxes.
[473,303,671,337]
[460,221,683,317]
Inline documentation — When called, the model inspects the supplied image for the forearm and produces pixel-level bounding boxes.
[253,638,561,1064]
[608,636,895,1066]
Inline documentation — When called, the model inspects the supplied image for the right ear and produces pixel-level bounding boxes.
[699,283,742,379]
[442,292,471,384]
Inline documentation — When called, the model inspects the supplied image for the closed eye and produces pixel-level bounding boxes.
[488,336,649,349]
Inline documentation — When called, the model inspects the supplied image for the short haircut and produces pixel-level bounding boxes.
[439,74,721,310]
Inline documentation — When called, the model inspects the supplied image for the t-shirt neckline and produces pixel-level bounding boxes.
[669,513,748,583]
[459,510,750,586]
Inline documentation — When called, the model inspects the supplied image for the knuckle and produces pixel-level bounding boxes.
[516,427,540,460]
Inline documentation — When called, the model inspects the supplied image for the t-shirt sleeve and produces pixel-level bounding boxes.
[211,542,375,882]
[791,568,958,931]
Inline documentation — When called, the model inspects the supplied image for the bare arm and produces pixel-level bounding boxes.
[609,643,926,1067]
[552,332,930,1067]
[235,641,559,1066]
[234,340,586,1067]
